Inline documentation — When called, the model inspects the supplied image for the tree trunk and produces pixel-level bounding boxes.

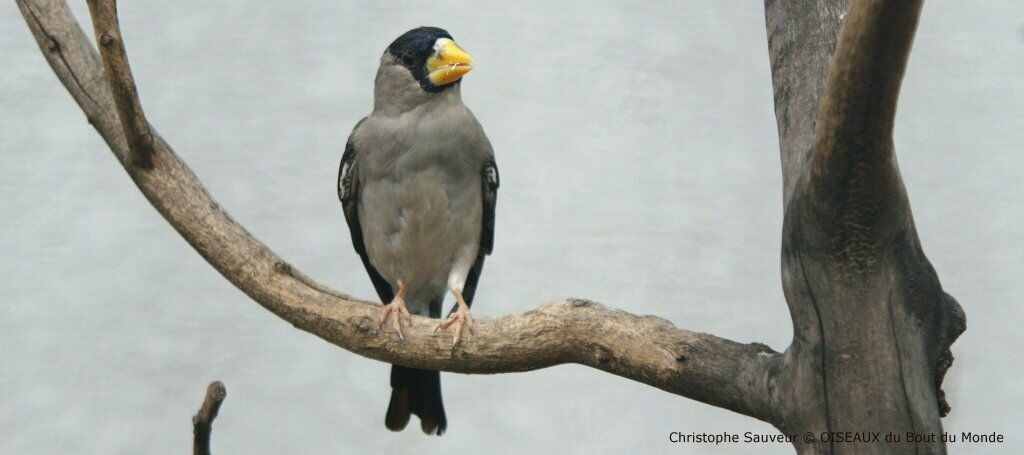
[765,0,965,452]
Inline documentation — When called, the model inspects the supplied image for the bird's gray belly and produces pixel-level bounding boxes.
[359,168,481,313]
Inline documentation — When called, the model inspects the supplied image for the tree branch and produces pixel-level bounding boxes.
[803,0,922,253]
[764,0,850,202]
[815,0,920,158]
[17,0,781,426]
[193,381,227,455]
[85,0,153,168]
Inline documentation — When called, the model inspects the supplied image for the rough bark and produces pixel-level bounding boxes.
[193,381,227,455]
[16,0,965,453]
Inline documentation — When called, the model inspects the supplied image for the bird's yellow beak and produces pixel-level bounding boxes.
[426,38,475,86]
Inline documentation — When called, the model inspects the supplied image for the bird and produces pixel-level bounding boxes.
[337,27,499,436]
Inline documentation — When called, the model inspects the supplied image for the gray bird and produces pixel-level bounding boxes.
[337,27,499,436]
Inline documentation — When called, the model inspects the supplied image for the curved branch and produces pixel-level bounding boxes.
[17,0,781,425]
[815,0,920,158]
[804,0,922,246]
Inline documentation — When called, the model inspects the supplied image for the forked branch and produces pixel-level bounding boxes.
[19,1,965,451]
[16,0,781,427]
[768,0,965,452]
[85,0,153,168]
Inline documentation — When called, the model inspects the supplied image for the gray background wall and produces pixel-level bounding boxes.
[2,1,1021,453]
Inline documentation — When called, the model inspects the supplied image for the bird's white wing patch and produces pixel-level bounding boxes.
[484,165,499,189]
[338,159,355,202]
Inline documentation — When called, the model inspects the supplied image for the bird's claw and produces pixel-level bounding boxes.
[379,298,410,341]
[438,306,474,347]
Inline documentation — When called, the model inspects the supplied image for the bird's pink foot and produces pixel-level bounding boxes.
[437,291,474,347]
[380,284,410,340]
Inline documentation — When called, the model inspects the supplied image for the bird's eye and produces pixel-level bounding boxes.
[402,55,415,67]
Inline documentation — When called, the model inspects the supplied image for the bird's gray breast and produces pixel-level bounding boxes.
[355,105,489,310]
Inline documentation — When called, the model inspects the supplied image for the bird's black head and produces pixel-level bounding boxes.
[386,27,475,93]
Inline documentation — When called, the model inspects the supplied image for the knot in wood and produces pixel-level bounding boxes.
[100,34,114,46]
[675,344,694,363]
[749,342,774,354]
[273,261,292,275]
[353,315,375,336]
[569,298,595,308]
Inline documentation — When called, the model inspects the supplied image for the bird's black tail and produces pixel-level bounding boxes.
[386,365,447,435]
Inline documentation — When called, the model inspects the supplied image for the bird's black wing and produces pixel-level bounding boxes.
[458,159,499,310]
[338,119,394,304]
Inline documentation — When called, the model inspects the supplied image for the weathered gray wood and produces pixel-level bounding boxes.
[765,0,850,202]
[767,0,965,453]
